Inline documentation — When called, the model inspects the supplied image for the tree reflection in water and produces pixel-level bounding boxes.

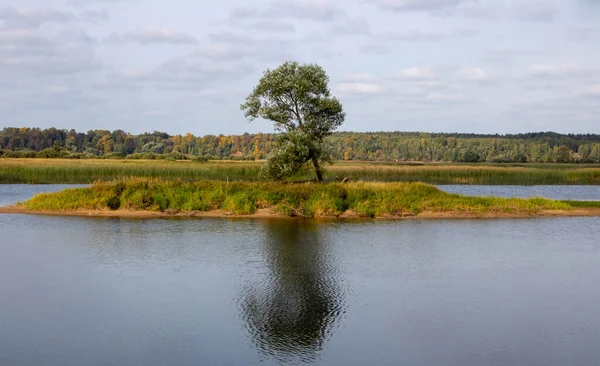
[239,220,346,364]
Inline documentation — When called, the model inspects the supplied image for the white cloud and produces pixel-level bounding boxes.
[335,69,475,106]
[397,67,436,80]
[196,32,292,62]
[0,7,74,27]
[568,28,600,42]
[358,43,390,55]
[111,29,198,45]
[0,28,53,47]
[336,74,383,96]
[529,64,590,77]
[529,64,561,76]
[79,9,109,23]
[331,17,371,35]
[343,73,377,82]
[509,0,557,22]
[270,0,345,20]
[45,85,73,93]
[452,29,479,38]
[581,84,600,98]
[376,29,478,43]
[379,30,444,42]
[68,0,134,6]
[230,0,346,22]
[483,49,540,64]
[425,92,470,102]
[338,82,383,94]
[0,22,99,76]
[1,51,101,75]
[240,21,295,33]
[107,52,252,92]
[111,68,149,80]
[457,68,489,82]
[371,0,472,12]
[59,27,97,44]
[194,42,257,61]
[396,0,558,22]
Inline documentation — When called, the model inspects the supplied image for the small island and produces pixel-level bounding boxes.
[2,178,600,219]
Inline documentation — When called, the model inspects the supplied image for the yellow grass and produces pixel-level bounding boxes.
[1,158,600,185]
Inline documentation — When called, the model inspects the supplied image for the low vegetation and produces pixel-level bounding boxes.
[1,159,600,185]
[21,178,580,218]
[560,200,600,208]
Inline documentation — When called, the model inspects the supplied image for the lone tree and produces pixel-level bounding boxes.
[241,61,345,182]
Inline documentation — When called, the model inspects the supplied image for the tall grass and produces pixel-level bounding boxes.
[332,162,600,185]
[22,178,576,218]
[0,159,263,184]
[2,159,600,185]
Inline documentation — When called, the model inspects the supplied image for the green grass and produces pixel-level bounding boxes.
[559,200,600,208]
[2,159,600,185]
[21,178,582,218]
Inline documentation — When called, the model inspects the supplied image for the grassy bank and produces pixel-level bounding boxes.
[2,159,600,185]
[18,178,598,218]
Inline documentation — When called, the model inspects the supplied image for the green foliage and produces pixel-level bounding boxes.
[262,131,315,180]
[166,151,187,160]
[36,148,68,159]
[22,178,585,217]
[191,156,209,163]
[0,150,37,158]
[461,150,480,163]
[2,150,18,158]
[141,153,157,160]
[241,61,345,181]
[141,142,165,154]
[560,200,600,208]
[222,192,257,215]
[514,153,528,163]
[557,146,572,163]
[103,152,124,159]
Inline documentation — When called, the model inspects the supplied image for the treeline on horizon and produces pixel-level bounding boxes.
[2,127,600,163]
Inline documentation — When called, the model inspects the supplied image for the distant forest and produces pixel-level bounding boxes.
[2,127,600,163]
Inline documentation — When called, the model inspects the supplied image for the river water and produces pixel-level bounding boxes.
[1,185,600,366]
[437,185,600,201]
[0,184,89,207]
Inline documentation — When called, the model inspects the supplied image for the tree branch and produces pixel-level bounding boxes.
[273,95,296,116]
[288,91,303,128]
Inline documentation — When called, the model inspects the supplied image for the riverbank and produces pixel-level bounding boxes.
[2,158,600,185]
[2,205,600,219]
[5,178,600,219]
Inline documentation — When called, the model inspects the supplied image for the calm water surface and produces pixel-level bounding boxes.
[0,184,88,207]
[438,185,600,201]
[1,185,600,366]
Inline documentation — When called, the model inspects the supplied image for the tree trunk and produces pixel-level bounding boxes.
[311,156,324,182]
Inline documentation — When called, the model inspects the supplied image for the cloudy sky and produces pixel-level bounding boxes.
[1,0,599,135]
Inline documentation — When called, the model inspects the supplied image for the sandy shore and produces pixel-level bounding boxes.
[2,206,600,220]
